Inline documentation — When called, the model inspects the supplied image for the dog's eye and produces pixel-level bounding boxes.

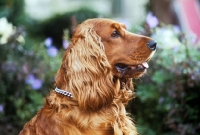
[111,31,120,38]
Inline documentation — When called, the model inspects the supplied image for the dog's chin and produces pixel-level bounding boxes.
[114,63,148,79]
[116,69,146,79]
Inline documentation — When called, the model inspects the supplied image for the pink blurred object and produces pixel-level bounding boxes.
[175,0,200,40]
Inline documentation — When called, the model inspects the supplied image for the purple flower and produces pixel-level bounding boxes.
[44,37,52,47]
[146,12,159,28]
[25,74,35,85]
[158,97,164,104]
[1,62,16,72]
[25,74,43,90]
[0,104,4,113]
[63,39,69,49]
[47,46,58,57]
[31,78,43,90]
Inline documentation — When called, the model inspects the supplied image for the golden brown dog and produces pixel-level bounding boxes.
[19,18,156,135]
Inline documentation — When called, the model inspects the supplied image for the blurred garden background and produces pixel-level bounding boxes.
[0,0,200,134]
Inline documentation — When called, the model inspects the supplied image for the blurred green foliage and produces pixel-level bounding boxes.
[0,22,63,134]
[130,26,200,135]
[27,8,100,48]
[1,0,200,135]
[0,0,26,26]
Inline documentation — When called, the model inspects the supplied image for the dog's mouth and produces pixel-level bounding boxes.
[115,62,149,71]
[115,62,149,78]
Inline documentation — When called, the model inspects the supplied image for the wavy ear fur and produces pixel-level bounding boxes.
[55,26,116,111]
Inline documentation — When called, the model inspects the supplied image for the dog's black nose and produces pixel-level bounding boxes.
[147,40,157,50]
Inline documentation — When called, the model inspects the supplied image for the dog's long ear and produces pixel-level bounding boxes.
[56,26,116,111]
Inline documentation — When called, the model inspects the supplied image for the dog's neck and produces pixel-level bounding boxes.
[114,77,134,90]
[54,78,133,98]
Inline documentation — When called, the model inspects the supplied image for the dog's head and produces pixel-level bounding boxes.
[55,18,156,111]
[77,18,156,79]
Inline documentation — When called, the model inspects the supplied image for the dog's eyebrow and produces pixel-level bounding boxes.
[111,23,120,29]
[111,23,126,37]
[111,23,126,30]
[120,24,126,29]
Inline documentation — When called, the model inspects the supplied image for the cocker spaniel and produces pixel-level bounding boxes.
[19,18,156,135]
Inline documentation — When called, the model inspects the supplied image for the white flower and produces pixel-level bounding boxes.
[151,27,182,49]
[0,17,14,44]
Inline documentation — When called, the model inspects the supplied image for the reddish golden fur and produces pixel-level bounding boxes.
[19,18,155,135]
